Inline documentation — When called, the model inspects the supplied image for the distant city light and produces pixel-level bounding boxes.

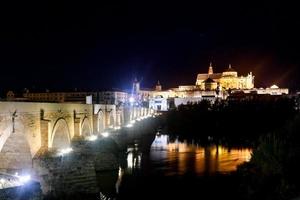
[102,132,109,137]
[126,124,133,128]
[129,97,135,103]
[114,126,121,130]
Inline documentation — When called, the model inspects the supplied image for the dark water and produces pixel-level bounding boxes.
[99,134,252,200]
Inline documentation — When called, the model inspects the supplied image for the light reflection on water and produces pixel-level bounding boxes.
[150,134,252,176]
[126,147,142,171]
[95,134,252,199]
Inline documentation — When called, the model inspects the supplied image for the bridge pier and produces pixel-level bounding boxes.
[92,114,99,134]
[40,119,50,152]
[33,135,122,195]
[73,118,81,138]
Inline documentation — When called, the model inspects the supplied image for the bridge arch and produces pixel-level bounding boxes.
[0,118,32,173]
[81,117,92,137]
[50,118,71,149]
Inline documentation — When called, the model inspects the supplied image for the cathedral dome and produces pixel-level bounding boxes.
[270,84,279,89]
[222,64,238,77]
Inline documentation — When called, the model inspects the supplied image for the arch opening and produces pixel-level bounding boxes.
[81,117,92,137]
[51,118,71,150]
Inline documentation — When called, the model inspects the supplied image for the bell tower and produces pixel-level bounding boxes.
[208,62,213,75]
[155,80,162,91]
[132,78,140,94]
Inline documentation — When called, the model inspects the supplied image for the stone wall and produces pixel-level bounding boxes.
[0,102,93,172]
[0,101,151,177]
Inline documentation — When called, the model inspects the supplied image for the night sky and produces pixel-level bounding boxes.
[0,0,299,94]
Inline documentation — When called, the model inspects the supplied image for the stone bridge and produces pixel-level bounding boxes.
[0,101,153,174]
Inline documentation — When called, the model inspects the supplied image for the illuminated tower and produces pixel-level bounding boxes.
[208,62,213,75]
[155,80,162,91]
[132,77,140,95]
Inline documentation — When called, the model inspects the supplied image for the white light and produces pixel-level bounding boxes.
[114,126,121,130]
[129,97,135,103]
[58,147,73,156]
[102,132,109,137]
[0,178,5,184]
[127,152,133,168]
[87,135,97,141]
[126,124,133,128]
[18,175,31,183]
[131,120,136,124]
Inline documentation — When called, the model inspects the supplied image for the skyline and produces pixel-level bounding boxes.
[0,1,299,93]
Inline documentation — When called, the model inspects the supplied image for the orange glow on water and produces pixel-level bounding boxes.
[151,135,252,176]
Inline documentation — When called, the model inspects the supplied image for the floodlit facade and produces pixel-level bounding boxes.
[98,91,128,105]
[195,63,254,90]
[149,96,169,111]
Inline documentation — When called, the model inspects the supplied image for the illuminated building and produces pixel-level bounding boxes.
[195,63,254,90]
[134,63,288,111]
[98,91,128,105]
[6,89,128,105]
[21,90,97,103]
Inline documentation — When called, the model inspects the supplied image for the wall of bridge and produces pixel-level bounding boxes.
[0,102,94,172]
[0,101,151,173]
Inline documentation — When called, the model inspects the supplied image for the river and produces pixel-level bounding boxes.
[99,133,252,200]
[0,132,252,200]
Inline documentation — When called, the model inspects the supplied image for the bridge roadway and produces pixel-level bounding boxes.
[0,101,158,196]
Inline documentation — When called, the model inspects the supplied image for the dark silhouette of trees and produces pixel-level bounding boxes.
[237,114,300,200]
[165,96,297,145]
